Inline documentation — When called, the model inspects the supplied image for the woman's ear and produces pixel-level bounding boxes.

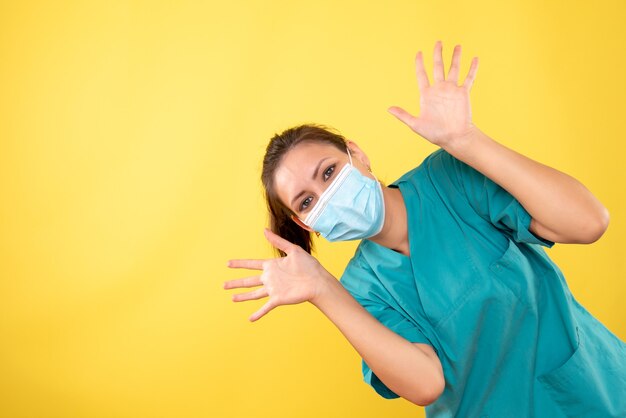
[291,214,315,232]
[346,140,371,170]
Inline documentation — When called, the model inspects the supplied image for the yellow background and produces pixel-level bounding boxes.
[1,1,625,417]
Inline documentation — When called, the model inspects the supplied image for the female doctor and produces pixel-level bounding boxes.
[223,41,626,417]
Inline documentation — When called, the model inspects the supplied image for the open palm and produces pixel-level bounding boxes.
[224,229,331,322]
[389,41,479,148]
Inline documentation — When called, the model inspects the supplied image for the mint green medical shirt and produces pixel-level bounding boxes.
[339,148,626,417]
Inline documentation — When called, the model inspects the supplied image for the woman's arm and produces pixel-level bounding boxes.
[386,41,608,244]
[312,274,444,406]
[443,128,610,244]
[225,229,444,406]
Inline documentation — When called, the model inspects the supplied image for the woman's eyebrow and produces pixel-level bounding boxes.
[312,157,330,180]
[289,157,330,209]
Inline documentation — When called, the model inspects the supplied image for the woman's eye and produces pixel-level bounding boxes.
[300,196,313,211]
[323,165,335,181]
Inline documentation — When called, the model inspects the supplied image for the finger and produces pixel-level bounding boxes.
[388,106,418,130]
[249,300,276,322]
[223,275,262,289]
[227,259,265,270]
[414,51,430,91]
[433,40,445,83]
[264,228,295,255]
[232,287,268,302]
[462,56,479,91]
[447,44,462,85]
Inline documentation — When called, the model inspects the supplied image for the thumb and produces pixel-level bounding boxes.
[264,228,295,255]
[388,106,420,131]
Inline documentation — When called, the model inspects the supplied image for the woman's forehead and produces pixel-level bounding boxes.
[284,141,343,165]
[273,142,345,204]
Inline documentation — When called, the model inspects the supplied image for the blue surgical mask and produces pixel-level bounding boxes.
[302,149,385,242]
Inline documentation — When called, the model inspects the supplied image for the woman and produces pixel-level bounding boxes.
[223,41,626,417]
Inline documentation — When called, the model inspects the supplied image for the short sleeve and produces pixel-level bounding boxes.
[340,254,434,399]
[431,149,555,248]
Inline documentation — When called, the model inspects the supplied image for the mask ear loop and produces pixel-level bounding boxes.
[348,145,375,176]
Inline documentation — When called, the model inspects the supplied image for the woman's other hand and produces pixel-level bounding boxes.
[388,40,479,149]
[224,228,333,322]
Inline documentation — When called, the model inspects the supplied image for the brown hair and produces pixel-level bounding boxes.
[262,123,348,256]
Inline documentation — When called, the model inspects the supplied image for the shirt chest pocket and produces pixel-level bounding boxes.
[488,238,544,310]
[416,248,484,329]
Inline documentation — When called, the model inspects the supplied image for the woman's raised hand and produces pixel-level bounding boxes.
[388,40,479,148]
[224,229,332,322]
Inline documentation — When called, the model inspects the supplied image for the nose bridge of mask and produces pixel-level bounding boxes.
[302,148,353,227]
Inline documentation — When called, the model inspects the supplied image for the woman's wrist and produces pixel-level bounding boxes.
[310,272,344,311]
[441,124,483,160]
